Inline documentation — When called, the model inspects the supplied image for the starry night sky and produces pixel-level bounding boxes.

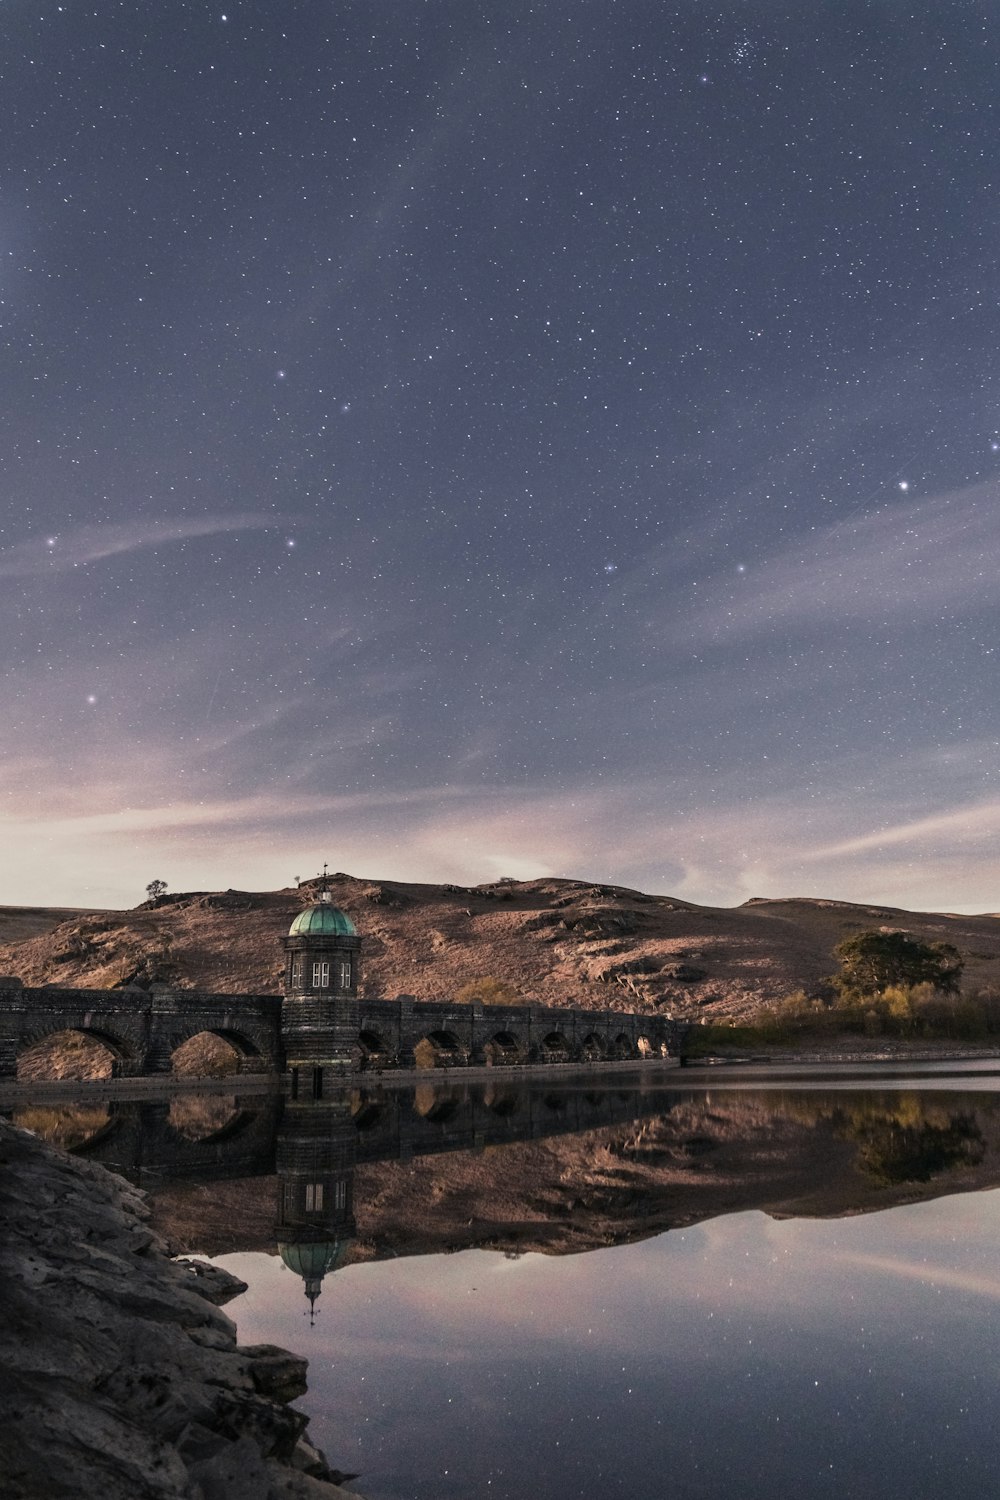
[4,2,1000,911]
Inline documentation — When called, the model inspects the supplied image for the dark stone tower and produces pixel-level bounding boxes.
[281,883,361,1092]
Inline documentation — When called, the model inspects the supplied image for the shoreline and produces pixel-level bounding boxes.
[0,1118,367,1500]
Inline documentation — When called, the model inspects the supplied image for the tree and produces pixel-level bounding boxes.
[833,930,963,999]
[145,879,168,902]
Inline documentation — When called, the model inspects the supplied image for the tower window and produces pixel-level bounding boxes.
[334,1180,347,1211]
[338,959,352,988]
[312,961,330,988]
[291,956,302,986]
[305,1183,325,1212]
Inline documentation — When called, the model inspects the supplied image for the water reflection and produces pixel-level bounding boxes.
[10,1071,1000,1297]
[10,1069,1000,1497]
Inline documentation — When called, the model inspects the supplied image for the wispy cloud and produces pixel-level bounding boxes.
[675,479,1000,643]
[0,513,279,578]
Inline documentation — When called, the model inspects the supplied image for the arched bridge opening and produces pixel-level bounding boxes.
[16,1025,132,1083]
[538,1030,570,1063]
[170,1030,253,1079]
[414,1029,467,1070]
[357,1027,392,1069]
[484,1030,522,1066]
[609,1032,636,1060]
[580,1032,606,1062]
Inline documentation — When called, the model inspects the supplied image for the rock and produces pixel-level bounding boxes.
[241,1344,309,1403]
[188,1433,272,1500]
[177,1258,249,1306]
[0,1121,367,1500]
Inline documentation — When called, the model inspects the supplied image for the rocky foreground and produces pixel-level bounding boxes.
[0,1120,366,1500]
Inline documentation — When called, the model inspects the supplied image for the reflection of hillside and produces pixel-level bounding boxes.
[12,1079,1000,1266]
[132,1084,1000,1266]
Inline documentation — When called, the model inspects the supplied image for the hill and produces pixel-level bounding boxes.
[3,872,1000,1024]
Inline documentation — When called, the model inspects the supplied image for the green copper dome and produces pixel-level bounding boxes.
[278,1238,352,1280]
[288,901,357,938]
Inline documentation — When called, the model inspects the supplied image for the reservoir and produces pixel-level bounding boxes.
[12,1061,1000,1499]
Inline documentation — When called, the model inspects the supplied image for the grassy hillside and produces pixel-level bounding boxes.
[3,873,1000,1025]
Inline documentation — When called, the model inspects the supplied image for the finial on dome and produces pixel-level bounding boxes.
[319,861,331,903]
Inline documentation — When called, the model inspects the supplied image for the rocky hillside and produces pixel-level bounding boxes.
[3,873,1000,1024]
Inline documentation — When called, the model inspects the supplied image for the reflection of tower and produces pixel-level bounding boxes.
[282,873,362,1093]
[275,1092,357,1323]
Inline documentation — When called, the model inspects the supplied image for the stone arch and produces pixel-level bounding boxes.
[637,1033,655,1058]
[580,1031,606,1061]
[484,1030,522,1066]
[170,1029,255,1078]
[413,1029,466,1069]
[609,1031,635,1060]
[358,1027,391,1067]
[16,1024,134,1082]
[538,1030,570,1062]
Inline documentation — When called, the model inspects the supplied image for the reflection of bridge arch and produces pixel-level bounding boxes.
[351,1096,385,1130]
[413,1086,461,1122]
[166,1098,259,1145]
[483,1086,519,1115]
[12,1099,120,1152]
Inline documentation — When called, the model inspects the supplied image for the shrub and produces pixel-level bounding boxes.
[832,930,963,999]
[455,977,522,1007]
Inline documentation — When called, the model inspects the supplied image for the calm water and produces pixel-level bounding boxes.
[13,1063,1000,1499]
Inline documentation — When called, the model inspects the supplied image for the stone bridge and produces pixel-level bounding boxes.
[0,979,282,1078]
[0,976,686,1079]
[354,995,684,1069]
